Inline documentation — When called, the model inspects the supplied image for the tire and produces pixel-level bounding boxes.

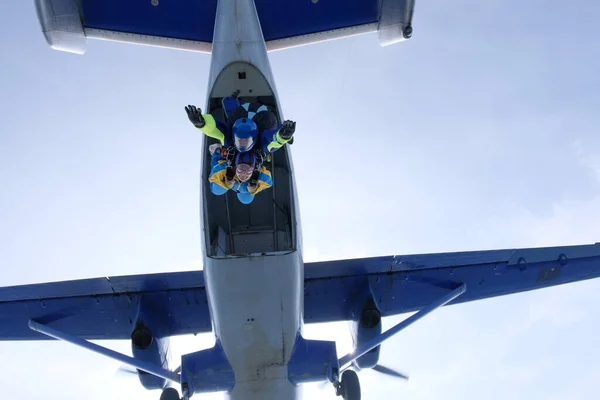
[403,25,413,39]
[340,369,361,400]
[160,387,180,400]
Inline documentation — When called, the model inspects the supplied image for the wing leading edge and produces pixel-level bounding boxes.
[303,243,600,323]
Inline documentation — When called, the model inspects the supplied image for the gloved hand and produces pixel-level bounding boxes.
[247,181,258,193]
[224,179,236,189]
[209,143,223,155]
[231,90,240,99]
[225,167,235,181]
[279,120,296,140]
[249,170,260,187]
[185,105,205,128]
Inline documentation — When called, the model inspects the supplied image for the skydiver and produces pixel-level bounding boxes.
[207,143,273,205]
[184,96,295,155]
[221,90,295,153]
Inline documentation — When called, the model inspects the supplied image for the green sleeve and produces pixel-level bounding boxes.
[197,114,225,145]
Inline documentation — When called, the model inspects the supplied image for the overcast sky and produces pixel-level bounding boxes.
[2,0,600,399]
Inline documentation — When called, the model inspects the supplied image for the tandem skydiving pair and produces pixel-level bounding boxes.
[185,93,295,204]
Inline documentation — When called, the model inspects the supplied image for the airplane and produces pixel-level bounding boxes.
[3,0,600,399]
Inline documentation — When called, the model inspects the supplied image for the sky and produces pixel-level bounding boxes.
[2,0,600,399]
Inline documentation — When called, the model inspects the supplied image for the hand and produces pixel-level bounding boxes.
[279,120,296,140]
[231,90,240,99]
[224,179,236,189]
[247,181,258,193]
[225,167,235,181]
[249,170,260,186]
[209,143,223,155]
[185,105,205,128]
[224,167,236,189]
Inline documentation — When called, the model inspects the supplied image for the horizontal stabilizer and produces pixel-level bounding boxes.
[35,0,415,54]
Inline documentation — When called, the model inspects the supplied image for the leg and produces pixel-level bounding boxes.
[210,183,229,196]
[237,192,255,204]
[222,96,241,120]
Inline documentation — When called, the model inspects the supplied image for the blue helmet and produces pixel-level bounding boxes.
[232,118,258,152]
[235,151,256,182]
[235,150,256,168]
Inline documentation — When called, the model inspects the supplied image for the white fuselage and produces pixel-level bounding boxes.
[200,0,304,398]
[203,253,303,399]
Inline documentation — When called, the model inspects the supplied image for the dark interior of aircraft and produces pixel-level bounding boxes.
[202,96,296,256]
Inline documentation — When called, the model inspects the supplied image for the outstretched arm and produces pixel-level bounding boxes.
[261,120,296,153]
[185,105,229,145]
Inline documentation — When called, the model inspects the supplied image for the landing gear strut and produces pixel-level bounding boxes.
[330,284,466,399]
[335,370,361,400]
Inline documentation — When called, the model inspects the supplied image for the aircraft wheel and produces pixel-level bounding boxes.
[160,387,180,400]
[340,370,361,400]
[403,25,413,39]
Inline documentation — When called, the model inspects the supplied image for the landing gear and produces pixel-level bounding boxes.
[403,25,413,39]
[160,387,180,400]
[337,370,361,400]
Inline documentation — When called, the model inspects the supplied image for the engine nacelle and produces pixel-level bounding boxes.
[130,296,173,391]
[350,296,382,370]
[131,320,171,390]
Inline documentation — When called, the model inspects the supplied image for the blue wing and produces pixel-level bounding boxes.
[37,0,414,54]
[303,243,600,323]
[4,243,591,340]
[0,271,211,340]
